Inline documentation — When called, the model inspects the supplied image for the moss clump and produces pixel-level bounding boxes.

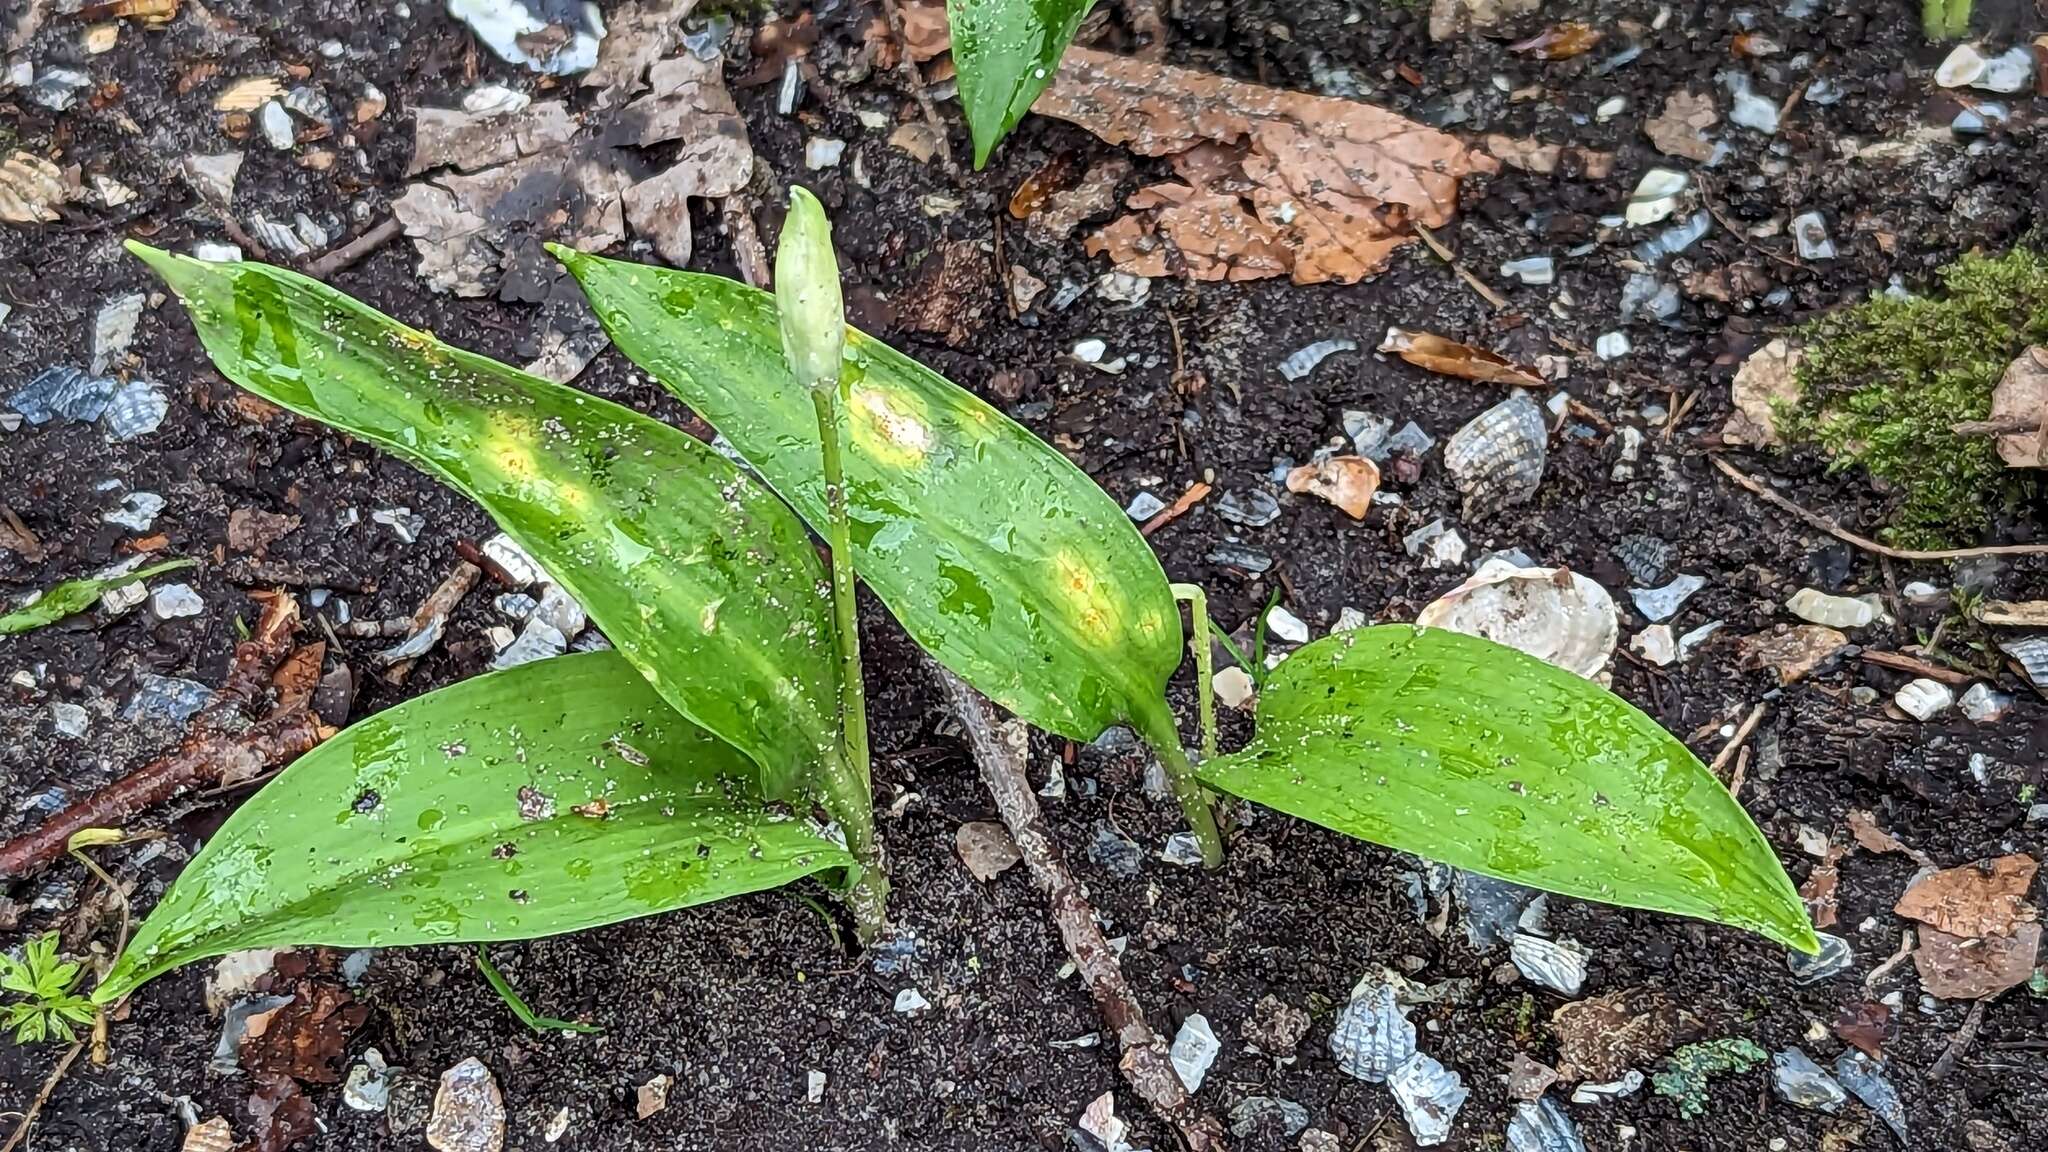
[1651,1037,1768,1119]
[1783,248,2048,548]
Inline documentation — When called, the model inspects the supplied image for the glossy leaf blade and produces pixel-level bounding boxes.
[97,652,852,1002]
[1198,626,1817,951]
[555,248,1180,743]
[949,0,1098,167]
[128,243,839,799]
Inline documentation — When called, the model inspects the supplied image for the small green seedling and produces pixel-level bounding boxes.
[948,0,1097,167]
[2,934,96,1044]
[1923,0,1971,39]
[0,558,196,636]
[100,190,1815,1011]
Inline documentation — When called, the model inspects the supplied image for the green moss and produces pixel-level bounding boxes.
[1651,1037,1768,1119]
[1783,248,2048,548]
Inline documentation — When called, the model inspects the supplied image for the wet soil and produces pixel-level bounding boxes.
[3,1,2047,1150]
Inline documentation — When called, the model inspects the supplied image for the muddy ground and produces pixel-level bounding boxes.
[3,0,2046,1150]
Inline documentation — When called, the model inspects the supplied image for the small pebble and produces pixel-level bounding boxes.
[259,100,296,150]
[150,583,204,619]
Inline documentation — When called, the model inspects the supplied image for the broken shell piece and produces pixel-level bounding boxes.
[1329,972,1416,1083]
[1630,624,1676,666]
[1723,338,1802,447]
[1279,337,1358,381]
[1958,683,2011,723]
[1286,455,1380,518]
[460,84,532,117]
[1444,394,1547,518]
[91,293,145,375]
[1265,606,1309,644]
[1569,1071,1643,1104]
[1833,1051,1909,1143]
[1624,168,1688,225]
[1787,932,1852,984]
[1212,666,1255,711]
[1771,1047,1846,1112]
[183,1118,236,1152]
[1974,46,2035,93]
[1988,348,2048,468]
[1387,1052,1468,1147]
[1785,587,1875,629]
[1629,574,1704,622]
[1417,561,1619,681]
[426,1057,505,1152]
[1510,934,1588,996]
[1893,678,1954,721]
[1999,636,2048,688]
[450,0,606,76]
[1935,43,1987,88]
[1507,1096,1585,1152]
[1169,1013,1220,1093]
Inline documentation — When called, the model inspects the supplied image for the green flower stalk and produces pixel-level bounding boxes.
[776,186,886,941]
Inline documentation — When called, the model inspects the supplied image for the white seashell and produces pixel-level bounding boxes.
[1624,168,1688,225]
[1387,1051,1468,1147]
[460,83,530,117]
[1629,573,1704,622]
[91,292,145,375]
[1444,394,1548,517]
[247,213,311,258]
[1169,1013,1220,1093]
[1279,338,1358,381]
[1328,973,1415,1083]
[1510,933,1588,996]
[1935,44,1986,88]
[1569,1070,1644,1104]
[1785,587,1875,629]
[1958,682,2011,723]
[1211,666,1255,711]
[2001,636,2048,687]
[1508,1097,1586,1152]
[1893,678,1954,721]
[1630,624,1676,666]
[1417,561,1619,681]
[1265,606,1309,645]
[1974,46,2034,94]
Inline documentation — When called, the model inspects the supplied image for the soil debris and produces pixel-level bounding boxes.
[1736,624,1848,685]
[1551,989,1680,1082]
[1722,338,1801,447]
[1985,347,2048,467]
[1379,328,1543,389]
[954,820,1022,881]
[1285,456,1379,519]
[1913,922,2041,1000]
[1038,47,1495,284]
[427,1057,505,1152]
[1644,91,1719,163]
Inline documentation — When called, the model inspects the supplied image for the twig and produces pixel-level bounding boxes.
[1864,930,1916,989]
[1858,650,1972,686]
[1663,388,1701,442]
[933,664,1228,1152]
[0,595,325,878]
[1693,175,1807,273]
[878,0,958,177]
[300,217,403,281]
[721,197,773,291]
[1710,455,2048,559]
[0,1040,83,1152]
[1951,416,2041,436]
[1727,745,1752,801]
[1929,998,1988,1081]
[382,560,482,684]
[1411,223,1508,310]
[1709,701,1767,780]
[1140,481,1212,537]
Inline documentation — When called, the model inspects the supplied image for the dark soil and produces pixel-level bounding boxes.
[4,1,2046,1150]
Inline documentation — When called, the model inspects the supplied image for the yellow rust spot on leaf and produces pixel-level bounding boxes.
[1051,549,1120,646]
[848,383,932,467]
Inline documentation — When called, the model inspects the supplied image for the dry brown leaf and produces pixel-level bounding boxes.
[1832,1000,1891,1058]
[1735,624,1846,685]
[1551,989,1683,1082]
[1480,134,1615,179]
[894,241,997,347]
[1510,23,1602,60]
[1379,327,1544,388]
[1286,456,1380,518]
[1893,854,2038,939]
[1026,156,1128,243]
[1645,91,1719,163]
[228,508,302,557]
[955,821,1022,881]
[1800,862,1840,929]
[1038,48,1495,285]
[1,150,79,224]
[1914,922,2041,1000]
[1845,809,1921,861]
[1722,338,1801,447]
[1989,347,2048,467]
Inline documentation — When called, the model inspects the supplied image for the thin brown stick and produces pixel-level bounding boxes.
[382,560,482,684]
[1710,455,2048,559]
[301,216,402,280]
[1411,223,1508,310]
[722,197,773,291]
[878,0,958,177]
[1951,417,2039,436]
[1864,930,1916,989]
[1709,701,1767,780]
[1140,481,1212,537]
[1858,650,1972,686]
[1693,175,1807,273]
[934,665,1227,1152]
[1929,998,1988,1081]
[0,1039,83,1152]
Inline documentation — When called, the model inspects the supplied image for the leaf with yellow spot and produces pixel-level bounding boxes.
[553,247,1182,744]
[127,243,841,802]
[98,651,853,1002]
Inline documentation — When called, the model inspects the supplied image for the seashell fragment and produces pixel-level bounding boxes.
[1833,1051,1908,1143]
[91,292,145,375]
[1417,560,1619,681]
[1328,971,1415,1083]
[1387,1051,1468,1147]
[1287,455,1380,519]
[1785,587,1877,629]
[1510,933,1588,996]
[1279,337,1358,381]
[1169,1013,1221,1093]
[1999,636,2048,688]
[1507,1096,1585,1152]
[1771,1047,1846,1112]
[183,1118,237,1152]
[1444,394,1548,517]
[1893,678,1953,721]
[1787,931,1852,984]
[1629,573,1704,622]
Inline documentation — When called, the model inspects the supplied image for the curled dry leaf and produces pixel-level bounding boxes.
[1510,23,1602,60]
[1914,922,2041,1000]
[1379,328,1544,388]
[1832,1000,1891,1058]
[1,150,79,224]
[1893,854,2038,939]
[1722,339,1801,447]
[1645,92,1719,164]
[1286,456,1380,518]
[1845,808,1925,863]
[1735,624,1846,686]
[1988,347,2048,467]
[1036,47,1495,285]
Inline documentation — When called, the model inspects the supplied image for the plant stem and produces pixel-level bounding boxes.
[1169,583,1218,763]
[1131,696,1224,869]
[811,384,888,942]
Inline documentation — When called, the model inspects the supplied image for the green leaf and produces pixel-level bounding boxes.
[126,243,840,801]
[0,558,197,636]
[554,249,1181,744]
[475,947,601,1034]
[97,652,853,1003]
[948,0,1097,167]
[1197,626,1818,952]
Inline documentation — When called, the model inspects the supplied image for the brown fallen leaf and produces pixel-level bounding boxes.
[246,1074,316,1152]
[894,241,997,347]
[1506,1053,1560,1101]
[1481,135,1616,179]
[1735,624,1847,685]
[1551,989,1684,1082]
[955,820,1022,881]
[1987,347,2048,467]
[1832,1000,1891,1058]
[1894,854,2038,939]
[1379,328,1544,388]
[1026,156,1130,244]
[1645,91,1719,164]
[1845,808,1928,864]
[1722,339,1802,447]
[1036,48,1495,285]
[1800,858,1841,930]
[1286,456,1380,519]
[228,508,302,558]
[1510,23,1602,60]
[270,643,327,718]
[1914,921,2041,1000]
[240,974,367,1085]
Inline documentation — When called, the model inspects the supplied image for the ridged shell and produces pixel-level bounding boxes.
[1999,635,2048,688]
[1416,560,1619,681]
[182,1118,235,1152]
[1328,974,1415,1083]
[1507,1097,1586,1152]
[1444,394,1547,517]
[1388,1051,1469,1147]
[1510,933,1588,997]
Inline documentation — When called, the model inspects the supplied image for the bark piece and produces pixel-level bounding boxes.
[1894,854,2038,939]
[1645,91,1719,163]
[1989,347,2048,467]
[1038,48,1495,285]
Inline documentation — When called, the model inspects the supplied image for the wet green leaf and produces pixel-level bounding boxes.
[949,0,1098,167]
[126,243,841,800]
[97,652,853,1002]
[0,559,197,636]
[1198,626,1817,952]
[555,249,1180,744]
